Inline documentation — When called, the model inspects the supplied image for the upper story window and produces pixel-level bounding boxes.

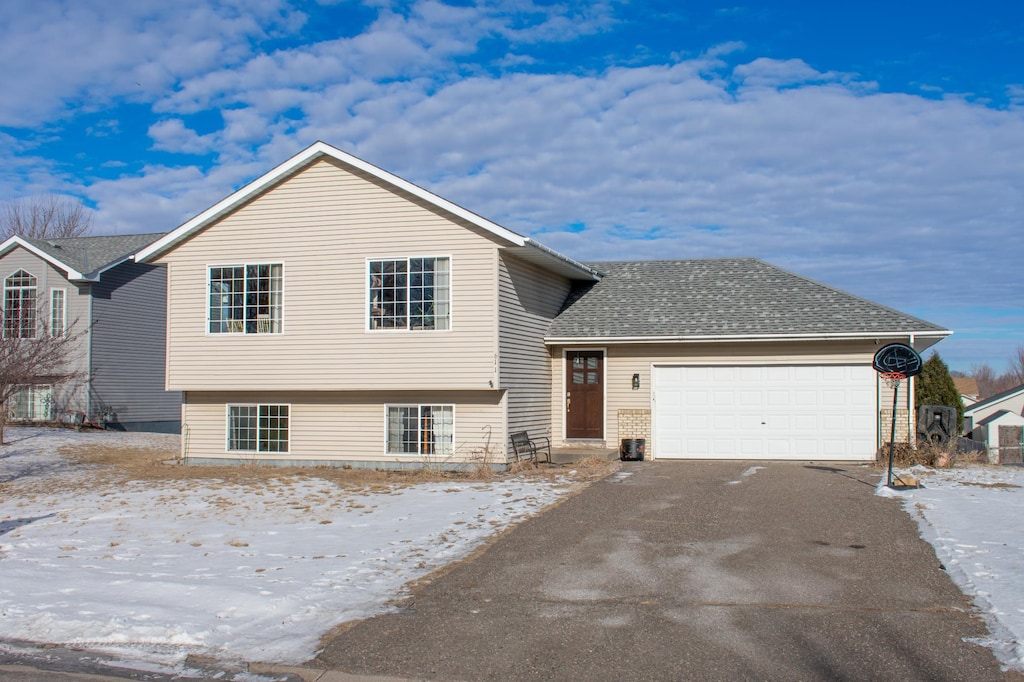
[209,264,282,334]
[4,270,37,338]
[50,288,66,337]
[369,257,450,330]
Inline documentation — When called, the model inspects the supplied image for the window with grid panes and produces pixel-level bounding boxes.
[386,405,453,456]
[368,257,449,330]
[227,404,289,453]
[4,270,37,338]
[209,264,282,334]
[50,289,65,337]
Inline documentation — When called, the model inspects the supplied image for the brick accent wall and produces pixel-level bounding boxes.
[879,408,911,444]
[618,409,651,442]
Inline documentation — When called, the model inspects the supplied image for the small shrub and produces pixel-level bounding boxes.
[507,459,537,474]
[878,441,958,468]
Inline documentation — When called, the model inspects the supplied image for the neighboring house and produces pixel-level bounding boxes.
[135,141,951,467]
[0,233,181,432]
[954,377,980,407]
[963,383,1024,438]
[970,410,1024,462]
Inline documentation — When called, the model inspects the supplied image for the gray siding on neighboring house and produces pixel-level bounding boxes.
[91,261,181,430]
[0,248,92,416]
[498,253,571,450]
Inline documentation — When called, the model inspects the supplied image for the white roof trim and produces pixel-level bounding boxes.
[0,235,92,281]
[544,330,953,345]
[136,141,535,263]
[964,384,1024,416]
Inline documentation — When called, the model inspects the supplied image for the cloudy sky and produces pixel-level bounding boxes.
[2,0,1022,372]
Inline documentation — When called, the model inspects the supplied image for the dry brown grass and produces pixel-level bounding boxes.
[34,441,615,495]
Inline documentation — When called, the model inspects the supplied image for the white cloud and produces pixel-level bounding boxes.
[731,57,853,88]
[148,119,217,155]
[0,0,302,126]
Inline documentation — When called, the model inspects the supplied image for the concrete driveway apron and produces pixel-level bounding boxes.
[315,461,1021,681]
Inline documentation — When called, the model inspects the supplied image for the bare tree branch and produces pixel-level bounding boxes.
[0,307,86,444]
[1,194,93,241]
[1008,345,1024,386]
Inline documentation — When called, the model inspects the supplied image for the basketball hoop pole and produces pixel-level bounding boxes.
[882,373,905,488]
[873,344,921,488]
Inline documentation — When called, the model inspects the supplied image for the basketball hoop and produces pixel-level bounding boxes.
[879,371,906,389]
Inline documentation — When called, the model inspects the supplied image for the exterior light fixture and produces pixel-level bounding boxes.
[632,373,640,390]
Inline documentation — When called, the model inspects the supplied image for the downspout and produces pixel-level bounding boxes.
[86,283,93,422]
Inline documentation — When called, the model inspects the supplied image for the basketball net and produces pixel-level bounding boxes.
[880,371,906,390]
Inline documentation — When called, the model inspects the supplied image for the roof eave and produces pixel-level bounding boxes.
[511,239,601,280]
[136,140,533,263]
[0,235,92,281]
[544,330,953,346]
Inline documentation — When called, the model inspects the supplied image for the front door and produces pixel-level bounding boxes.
[565,350,604,439]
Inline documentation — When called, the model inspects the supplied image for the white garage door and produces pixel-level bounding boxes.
[653,365,876,460]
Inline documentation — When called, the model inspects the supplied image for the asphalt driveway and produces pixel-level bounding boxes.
[313,460,1023,681]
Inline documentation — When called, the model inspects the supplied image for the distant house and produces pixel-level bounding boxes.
[954,377,980,407]
[0,233,181,432]
[135,141,951,467]
[963,383,1024,461]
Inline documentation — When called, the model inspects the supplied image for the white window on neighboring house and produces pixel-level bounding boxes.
[4,270,37,338]
[227,404,289,453]
[208,264,283,334]
[386,404,454,456]
[8,385,53,421]
[368,257,450,330]
[50,288,66,337]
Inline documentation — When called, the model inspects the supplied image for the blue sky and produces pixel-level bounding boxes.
[2,0,1022,372]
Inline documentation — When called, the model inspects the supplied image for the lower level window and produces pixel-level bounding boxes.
[386,405,453,456]
[8,385,52,421]
[228,404,289,453]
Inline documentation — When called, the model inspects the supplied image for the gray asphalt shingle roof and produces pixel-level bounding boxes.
[547,258,948,339]
[22,233,165,278]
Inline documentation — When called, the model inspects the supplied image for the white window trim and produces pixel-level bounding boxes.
[4,269,39,339]
[383,403,456,457]
[8,384,53,421]
[206,262,286,336]
[49,288,66,337]
[365,255,453,332]
[225,403,291,454]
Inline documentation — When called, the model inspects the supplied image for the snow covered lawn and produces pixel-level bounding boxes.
[881,464,1024,672]
[0,427,597,673]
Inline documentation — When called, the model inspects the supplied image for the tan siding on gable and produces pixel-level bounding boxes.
[158,158,502,392]
[498,254,570,449]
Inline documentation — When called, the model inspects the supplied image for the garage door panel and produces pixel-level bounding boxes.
[739,391,762,406]
[654,364,876,461]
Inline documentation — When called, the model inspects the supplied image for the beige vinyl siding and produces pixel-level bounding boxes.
[158,158,502,392]
[550,339,905,449]
[181,390,506,465]
[0,249,91,416]
[498,254,570,451]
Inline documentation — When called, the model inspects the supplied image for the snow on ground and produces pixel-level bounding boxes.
[4,428,1022,677]
[879,464,1024,672]
[0,427,585,674]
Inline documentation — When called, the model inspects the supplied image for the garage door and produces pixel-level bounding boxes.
[653,365,876,460]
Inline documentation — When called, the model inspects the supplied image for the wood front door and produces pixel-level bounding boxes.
[565,350,604,439]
